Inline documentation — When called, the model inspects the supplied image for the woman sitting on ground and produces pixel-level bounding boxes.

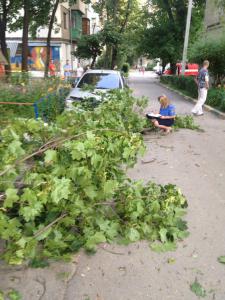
[147,95,176,133]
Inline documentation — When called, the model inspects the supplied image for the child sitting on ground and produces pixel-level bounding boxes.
[146,95,176,134]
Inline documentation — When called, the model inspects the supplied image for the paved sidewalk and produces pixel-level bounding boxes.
[64,74,225,300]
[1,73,225,300]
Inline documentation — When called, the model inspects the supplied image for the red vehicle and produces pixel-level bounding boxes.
[163,63,199,76]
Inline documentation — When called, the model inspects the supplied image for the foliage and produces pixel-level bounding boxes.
[160,75,198,98]
[92,0,144,68]
[146,63,155,71]
[0,80,69,122]
[190,279,207,298]
[0,90,189,264]
[73,33,104,68]
[160,75,225,112]
[174,115,200,130]
[217,256,225,264]
[207,88,225,112]
[139,0,206,70]
[189,37,225,84]
[121,63,130,75]
[144,114,200,131]
[0,289,22,300]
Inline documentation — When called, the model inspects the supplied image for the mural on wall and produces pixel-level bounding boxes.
[11,45,60,71]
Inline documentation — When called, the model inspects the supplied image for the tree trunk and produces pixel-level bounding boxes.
[44,0,60,78]
[162,60,166,72]
[170,62,177,74]
[111,46,117,70]
[104,45,112,69]
[22,0,30,72]
[0,3,11,75]
[91,55,97,69]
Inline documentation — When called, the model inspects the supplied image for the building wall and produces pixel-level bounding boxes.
[204,0,225,38]
[5,1,99,76]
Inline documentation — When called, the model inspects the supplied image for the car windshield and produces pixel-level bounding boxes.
[77,73,121,89]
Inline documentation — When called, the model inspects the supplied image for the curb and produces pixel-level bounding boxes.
[158,82,225,120]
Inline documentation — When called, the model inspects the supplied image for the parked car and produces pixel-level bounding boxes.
[65,69,127,110]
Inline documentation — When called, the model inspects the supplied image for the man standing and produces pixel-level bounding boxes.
[192,60,210,116]
[49,59,56,77]
[63,60,72,81]
[76,63,84,80]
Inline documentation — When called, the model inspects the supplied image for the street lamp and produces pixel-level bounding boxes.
[181,0,193,75]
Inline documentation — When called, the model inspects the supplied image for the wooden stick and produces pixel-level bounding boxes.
[0,102,34,106]
[33,213,67,238]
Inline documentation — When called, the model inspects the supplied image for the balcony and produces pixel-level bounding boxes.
[70,0,86,15]
[71,10,83,40]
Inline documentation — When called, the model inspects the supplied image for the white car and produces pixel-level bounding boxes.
[65,69,127,110]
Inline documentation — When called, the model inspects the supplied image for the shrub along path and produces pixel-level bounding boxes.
[64,73,225,300]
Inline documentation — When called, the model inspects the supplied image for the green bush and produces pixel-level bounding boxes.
[121,63,130,75]
[189,37,225,85]
[160,76,198,98]
[207,88,225,112]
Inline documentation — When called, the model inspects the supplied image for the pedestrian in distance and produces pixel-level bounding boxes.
[49,59,56,77]
[63,60,72,81]
[146,95,176,134]
[192,60,210,116]
[76,63,84,80]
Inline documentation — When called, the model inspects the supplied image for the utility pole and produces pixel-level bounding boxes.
[181,0,193,75]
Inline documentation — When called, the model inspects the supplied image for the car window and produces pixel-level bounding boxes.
[77,73,121,89]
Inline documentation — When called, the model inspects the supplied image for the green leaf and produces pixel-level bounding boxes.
[51,178,71,204]
[85,232,106,251]
[16,237,27,249]
[44,150,57,164]
[103,180,118,197]
[85,185,98,199]
[126,228,140,242]
[150,242,177,253]
[0,290,4,300]
[218,256,225,264]
[159,228,168,243]
[29,258,49,268]
[20,201,42,222]
[190,279,206,298]
[7,290,22,300]
[4,188,19,208]
[8,140,25,158]
[71,142,86,160]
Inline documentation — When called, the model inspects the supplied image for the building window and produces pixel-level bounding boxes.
[63,12,67,29]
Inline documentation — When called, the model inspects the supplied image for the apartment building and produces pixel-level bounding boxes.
[204,0,225,39]
[6,0,100,76]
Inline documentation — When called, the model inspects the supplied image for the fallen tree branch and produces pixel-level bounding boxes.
[0,129,128,177]
[33,213,67,238]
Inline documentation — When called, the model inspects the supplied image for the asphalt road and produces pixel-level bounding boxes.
[65,72,225,300]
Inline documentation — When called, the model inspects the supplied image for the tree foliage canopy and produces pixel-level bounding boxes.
[139,0,206,68]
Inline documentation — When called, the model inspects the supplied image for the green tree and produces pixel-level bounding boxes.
[74,33,104,68]
[139,0,206,72]
[93,0,141,69]
[9,0,53,72]
[189,36,225,84]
